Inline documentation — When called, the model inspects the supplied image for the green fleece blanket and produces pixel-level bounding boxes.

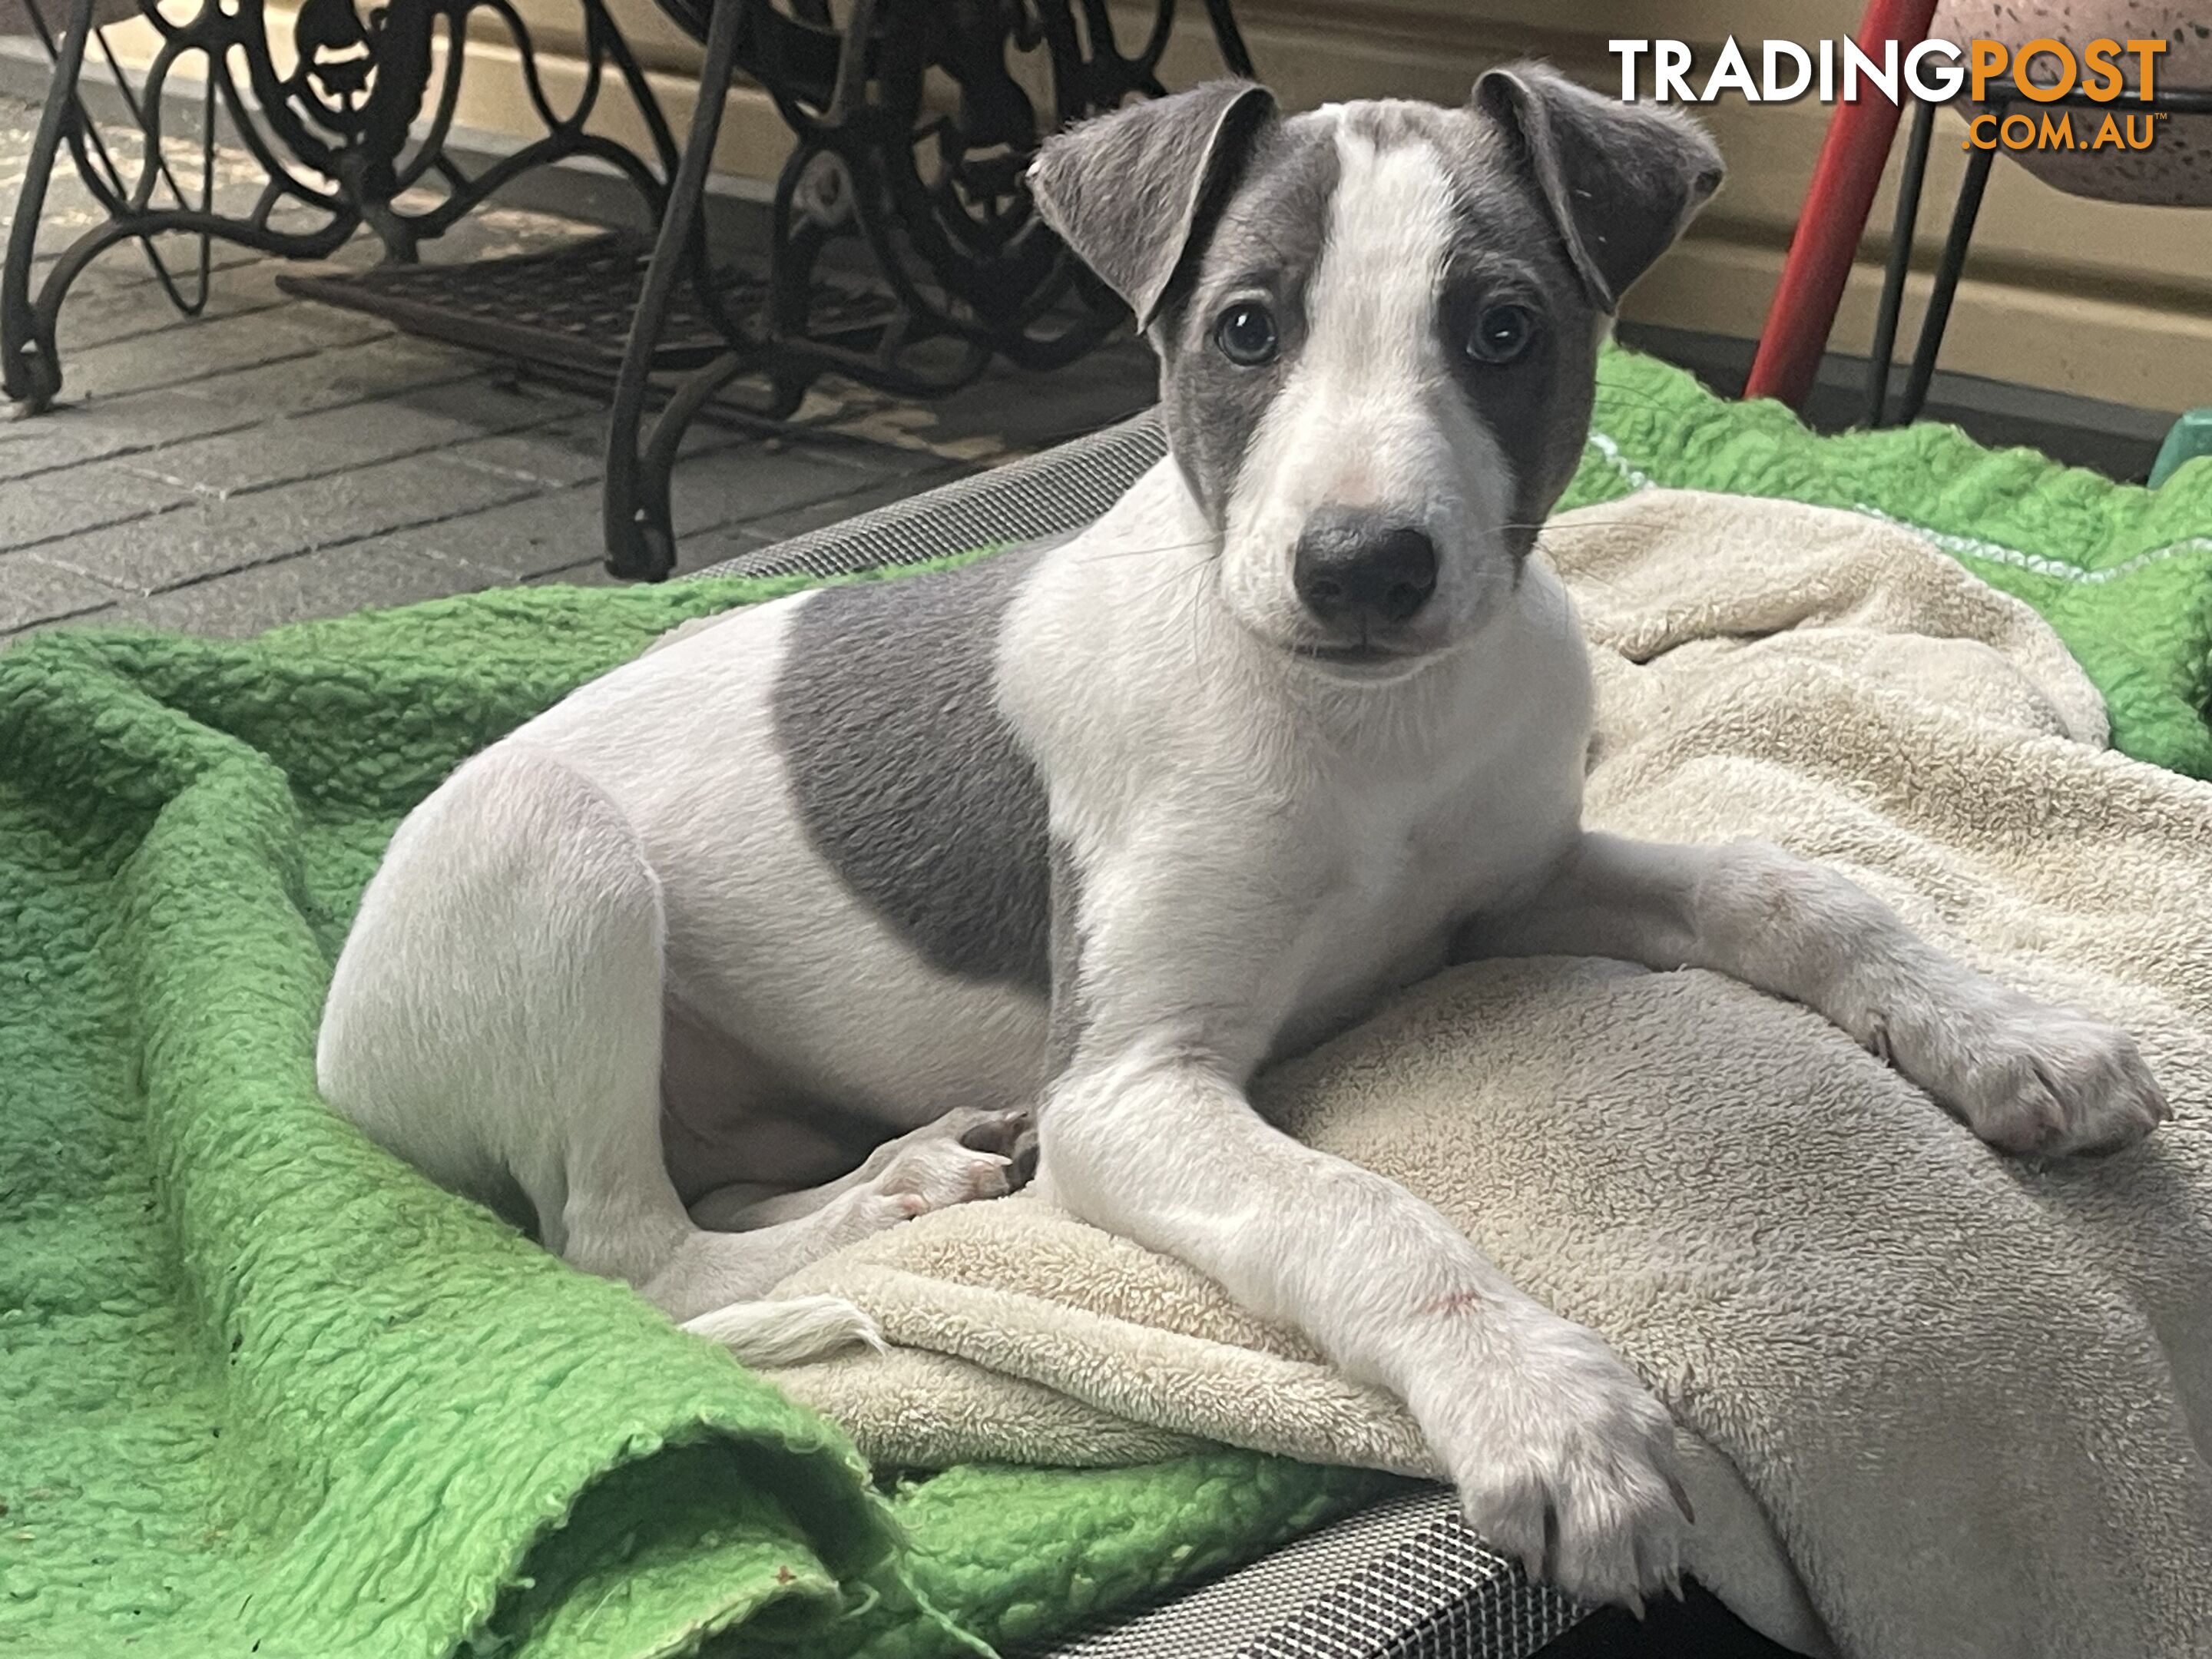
[2,349,2209,1659]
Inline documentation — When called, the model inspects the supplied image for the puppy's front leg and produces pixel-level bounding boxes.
[1464,832,2169,1156]
[1038,1035,1690,1608]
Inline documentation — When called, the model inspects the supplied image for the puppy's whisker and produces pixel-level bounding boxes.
[1176,576,1210,667]
[1502,518,1643,538]
[1075,535,1219,565]
[1128,554,1217,612]
[1146,557,1216,661]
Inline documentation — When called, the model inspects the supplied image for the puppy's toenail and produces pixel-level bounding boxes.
[1664,1472,1696,1525]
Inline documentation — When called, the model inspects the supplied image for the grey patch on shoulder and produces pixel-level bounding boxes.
[1044,836,1090,1078]
[773,541,1065,988]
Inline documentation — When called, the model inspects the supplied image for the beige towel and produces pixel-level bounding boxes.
[763,489,2212,1659]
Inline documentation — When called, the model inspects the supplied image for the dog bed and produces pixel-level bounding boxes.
[0,346,2207,1659]
[749,485,2212,1659]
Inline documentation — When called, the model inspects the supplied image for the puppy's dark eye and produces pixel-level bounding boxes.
[1214,303,1279,367]
[1465,303,1536,365]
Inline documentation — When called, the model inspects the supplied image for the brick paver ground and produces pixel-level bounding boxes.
[2,89,1155,641]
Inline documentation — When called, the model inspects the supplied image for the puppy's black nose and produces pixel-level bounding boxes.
[1293,514,1438,630]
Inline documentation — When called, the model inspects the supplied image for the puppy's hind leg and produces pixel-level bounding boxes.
[671,1108,1035,1361]
[687,1105,1035,1232]
[317,745,873,1363]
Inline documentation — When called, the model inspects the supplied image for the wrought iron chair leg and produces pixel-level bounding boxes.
[2,0,100,410]
[1200,0,1257,78]
[1896,133,1994,428]
[603,0,750,580]
[1864,95,1934,429]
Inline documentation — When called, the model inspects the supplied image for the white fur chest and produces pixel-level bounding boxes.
[1005,497,1595,1071]
[1272,683,1584,1054]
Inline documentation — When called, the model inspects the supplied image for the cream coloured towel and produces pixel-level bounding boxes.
[763,489,2212,1659]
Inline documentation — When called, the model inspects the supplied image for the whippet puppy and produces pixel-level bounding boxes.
[318,66,2168,1607]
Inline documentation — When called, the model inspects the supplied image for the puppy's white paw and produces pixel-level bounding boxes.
[1882,988,2169,1157]
[1410,1309,1689,1611]
[873,1142,1016,1212]
[832,1107,1030,1242]
[858,1105,1032,1177]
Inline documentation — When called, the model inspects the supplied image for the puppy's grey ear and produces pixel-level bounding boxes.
[1028,81,1277,329]
[1474,61,1723,313]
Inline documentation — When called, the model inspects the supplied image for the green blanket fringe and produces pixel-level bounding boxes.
[2,347,2207,1659]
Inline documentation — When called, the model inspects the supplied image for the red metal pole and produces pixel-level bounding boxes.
[1742,0,1940,409]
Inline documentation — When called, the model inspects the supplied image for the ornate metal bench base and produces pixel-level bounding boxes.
[274,231,897,381]
[599,0,1255,580]
[2,0,679,412]
[4,0,1251,586]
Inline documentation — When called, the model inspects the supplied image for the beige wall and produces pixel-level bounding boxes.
[1122,0,2212,414]
[106,0,2212,410]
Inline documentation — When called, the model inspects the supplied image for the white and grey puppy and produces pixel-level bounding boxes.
[318,68,2169,1608]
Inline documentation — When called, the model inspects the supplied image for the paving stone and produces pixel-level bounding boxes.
[367,431,914,581]
[1,95,1117,639]
[7,108,302,233]
[431,412,812,498]
[406,204,601,265]
[38,448,549,593]
[382,444,939,576]
[19,239,267,306]
[665,442,948,537]
[522,557,621,589]
[28,334,494,443]
[396,373,598,430]
[52,258,316,354]
[117,382,585,497]
[56,299,395,401]
[0,458,194,550]
[789,343,1154,465]
[366,485,604,582]
[137,333,493,423]
[0,353,511,485]
[0,551,128,632]
[0,396,232,483]
[116,542,505,637]
[438,412,613,490]
[725,460,975,545]
[25,200,594,310]
[773,405,991,475]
